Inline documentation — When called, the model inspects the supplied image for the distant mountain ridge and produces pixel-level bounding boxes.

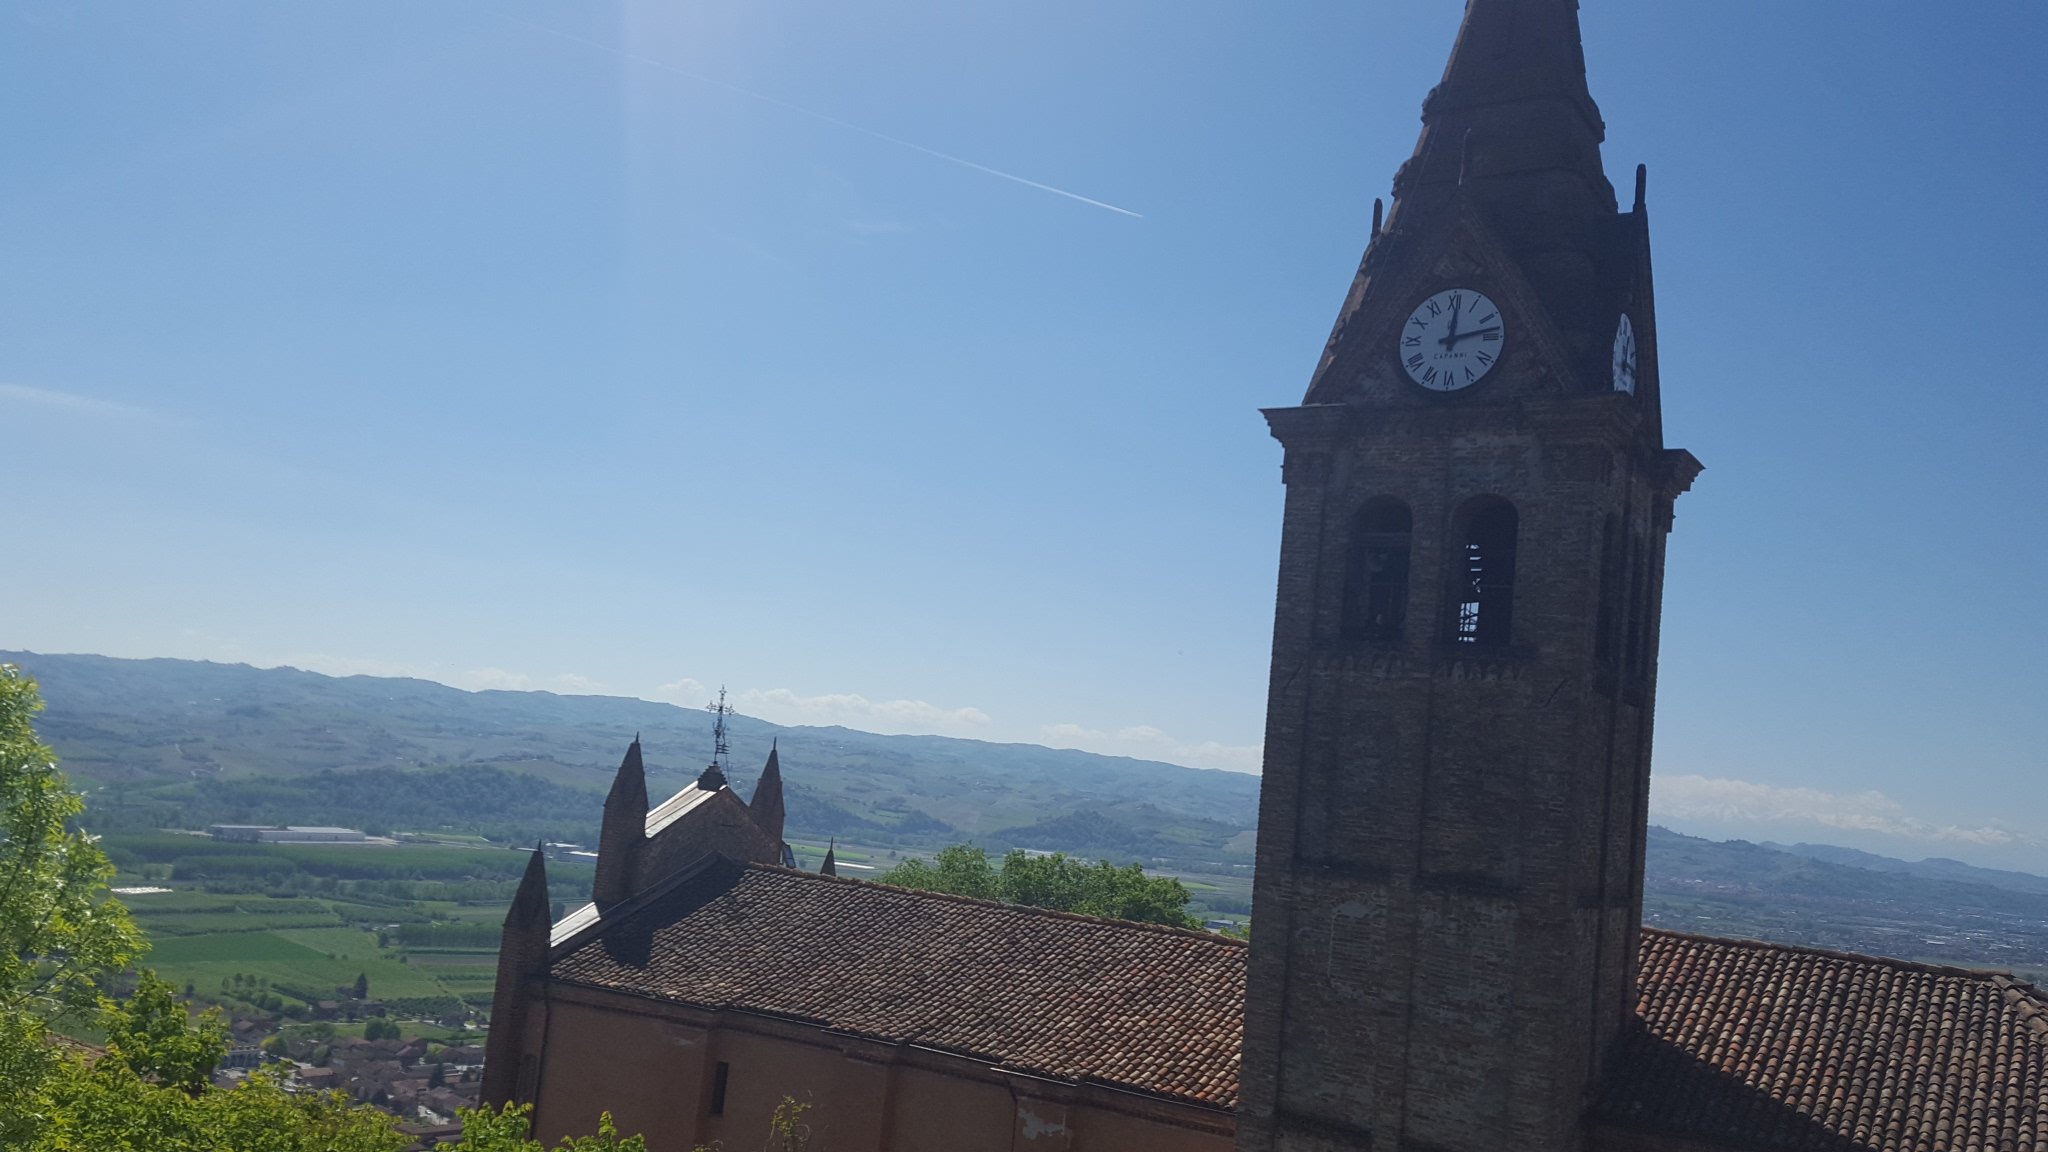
[1645,826,2048,973]
[3,650,1262,864]
[15,650,2048,973]
[1761,840,2048,899]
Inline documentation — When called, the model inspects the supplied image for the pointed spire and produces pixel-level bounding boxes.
[484,846,551,1108]
[749,742,786,845]
[510,845,550,926]
[1431,0,1602,126]
[608,738,648,814]
[819,839,837,877]
[1386,0,1618,361]
[1401,0,1611,207]
[593,738,648,907]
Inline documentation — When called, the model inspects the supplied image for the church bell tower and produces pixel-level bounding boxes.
[1237,3,1699,1150]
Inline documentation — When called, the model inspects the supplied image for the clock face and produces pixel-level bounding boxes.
[1612,313,1639,394]
[1399,288,1504,391]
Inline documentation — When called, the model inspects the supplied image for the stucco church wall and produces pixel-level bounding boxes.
[694,1026,895,1152]
[524,987,1236,1152]
[886,1067,1015,1152]
[532,1000,705,1147]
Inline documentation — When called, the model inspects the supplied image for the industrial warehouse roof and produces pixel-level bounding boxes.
[548,860,2048,1147]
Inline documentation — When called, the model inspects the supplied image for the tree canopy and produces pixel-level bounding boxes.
[0,665,651,1151]
[880,844,1199,928]
[1,663,147,1144]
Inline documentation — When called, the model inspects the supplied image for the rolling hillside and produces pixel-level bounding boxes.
[14,649,2048,974]
[6,650,1262,866]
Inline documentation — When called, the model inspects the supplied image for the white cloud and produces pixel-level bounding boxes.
[649,678,710,708]
[449,668,532,691]
[1040,722,1261,775]
[1651,774,2028,848]
[446,668,608,695]
[277,653,432,681]
[737,687,992,736]
[0,383,174,424]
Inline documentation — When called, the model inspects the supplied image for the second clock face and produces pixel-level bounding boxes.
[1612,313,1639,394]
[1399,288,1504,391]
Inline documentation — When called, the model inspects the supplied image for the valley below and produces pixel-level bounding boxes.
[17,648,2048,1070]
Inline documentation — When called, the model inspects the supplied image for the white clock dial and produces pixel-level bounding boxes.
[1399,288,1504,391]
[1612,313,1638,394]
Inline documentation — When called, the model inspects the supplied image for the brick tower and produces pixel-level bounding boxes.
[1236,3,1699,1150]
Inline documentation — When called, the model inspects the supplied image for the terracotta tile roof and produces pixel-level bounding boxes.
[551,865,2048,1143]
[548,858,1245,1109]
[1605,928,2048,1151]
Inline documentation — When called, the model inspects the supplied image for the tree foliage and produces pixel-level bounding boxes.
[100,971,230,1097]
[0,667,661,1150]
[0,664,147,1144]
[0,666,146,1017]
[451,1105,647,1151]
[36,1045,408,1152]
[880,844,1199,928]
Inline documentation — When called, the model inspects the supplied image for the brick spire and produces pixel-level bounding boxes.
[592,738,647,907]
[1383,0,1620,359]
[819,839,837,877]
[482,847,550,1107]
[749,740,786,846]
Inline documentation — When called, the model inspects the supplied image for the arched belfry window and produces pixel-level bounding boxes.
[1341,498,1412,642]
[1449,497,1518,647]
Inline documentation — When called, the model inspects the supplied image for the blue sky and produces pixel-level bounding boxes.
[4,3,2044,868]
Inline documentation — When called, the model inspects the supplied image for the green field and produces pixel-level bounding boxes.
[144,928,452,1001]
[107,828,1245,1038]
[102,836,555,1021]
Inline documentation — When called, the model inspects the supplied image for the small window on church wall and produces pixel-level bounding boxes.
[1342,498,1413,642]
[1450,498,1518,647]
[710,1061,729,1115]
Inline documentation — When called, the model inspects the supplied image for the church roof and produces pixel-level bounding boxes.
[547,858,1246,1109]
[1605,929,2048,1151]
[546,862,2048,1144]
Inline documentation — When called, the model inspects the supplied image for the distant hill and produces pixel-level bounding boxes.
[1762,840,2048,898]
[4,650,1261,867]
[14,650,2048,973]
[1645,826,2048,973]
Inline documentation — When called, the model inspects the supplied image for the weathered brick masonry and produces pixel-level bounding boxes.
[1237,1,1699,1149]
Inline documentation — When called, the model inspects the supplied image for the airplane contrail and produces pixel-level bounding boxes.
[490,12,1143,220]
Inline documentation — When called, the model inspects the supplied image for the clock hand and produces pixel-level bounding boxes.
[1441,326,1501,348]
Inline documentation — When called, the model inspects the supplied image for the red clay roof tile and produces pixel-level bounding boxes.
[549,859,1247,1108]
[551,861,2048,1145]
[1604,929,2048,1151]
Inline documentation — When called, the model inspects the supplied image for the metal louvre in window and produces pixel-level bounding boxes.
[1450,497,1518,647]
